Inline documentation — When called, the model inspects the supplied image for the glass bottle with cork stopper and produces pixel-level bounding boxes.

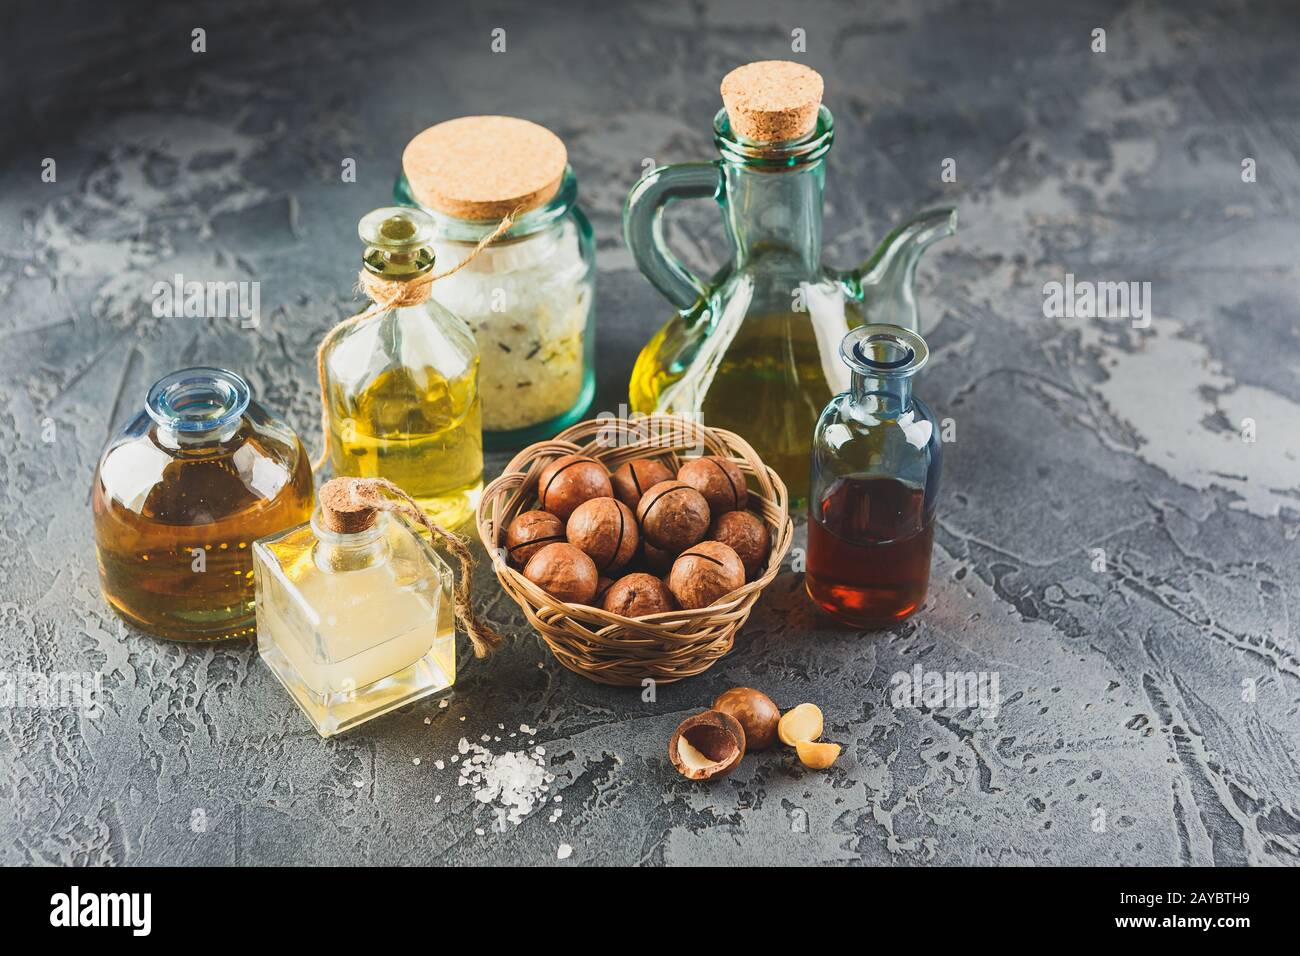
[623,60,956,504]
[253,476,500,738]
[320,206,483,531]
[805,325,942,627]
[395,115,595,448]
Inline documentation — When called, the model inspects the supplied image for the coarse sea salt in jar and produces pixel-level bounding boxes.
[396,115,595,449]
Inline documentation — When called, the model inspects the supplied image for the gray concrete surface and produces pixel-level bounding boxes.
[1,0,1297,865]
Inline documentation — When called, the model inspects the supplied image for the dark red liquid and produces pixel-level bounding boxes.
[806,476,934,627]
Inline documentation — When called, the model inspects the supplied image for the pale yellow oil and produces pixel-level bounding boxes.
[327,364,483,531]
[254,521,456,738]
[630,310,844,503]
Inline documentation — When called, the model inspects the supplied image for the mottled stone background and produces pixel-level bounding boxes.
[0,0,1297,866]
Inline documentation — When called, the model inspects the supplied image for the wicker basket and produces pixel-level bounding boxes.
[476,415,793,686]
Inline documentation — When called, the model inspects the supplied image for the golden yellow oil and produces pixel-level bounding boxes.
[327,364,483,530]
[630,310,844,503]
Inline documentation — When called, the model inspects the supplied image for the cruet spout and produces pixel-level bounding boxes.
[853,207,957,333]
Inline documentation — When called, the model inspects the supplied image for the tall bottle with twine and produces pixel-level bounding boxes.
[316,206,514,532]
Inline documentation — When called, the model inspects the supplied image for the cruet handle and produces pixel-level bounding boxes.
[622,161,725,315]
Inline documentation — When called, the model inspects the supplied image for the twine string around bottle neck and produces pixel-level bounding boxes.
[312,208,519,472]
[330,477,504,659]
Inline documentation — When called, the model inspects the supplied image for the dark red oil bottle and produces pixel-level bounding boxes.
[805,325,941,629]
[806,477,934,626]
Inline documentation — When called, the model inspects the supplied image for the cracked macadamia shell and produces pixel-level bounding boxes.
[668,710,746,781]
[667,540,746,609]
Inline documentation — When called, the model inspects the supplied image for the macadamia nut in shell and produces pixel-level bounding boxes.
[566,497,639,573]
[707,510,771,579]
[677,456,747,513]
[667,540,746,609]
[712,687,780,751]
[636,480,711,552]
[609,459,674,510]
[523,542,598,605]
[601,572,676,617]
[505,510,566,567]
[538,454,612,521]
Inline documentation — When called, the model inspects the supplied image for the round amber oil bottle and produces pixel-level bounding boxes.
[91,367,315,641]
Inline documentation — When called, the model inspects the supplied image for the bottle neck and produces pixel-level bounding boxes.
[850,370,914,419]
[723,160,824,273]
[147,367,250,451]
[311,513,390,573]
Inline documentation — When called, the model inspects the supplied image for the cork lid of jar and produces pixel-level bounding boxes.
[402,116,568,221]
[318,478,377,534]
[720,60,824,142]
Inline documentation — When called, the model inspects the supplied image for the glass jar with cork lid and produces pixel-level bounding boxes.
[395,115,596,449]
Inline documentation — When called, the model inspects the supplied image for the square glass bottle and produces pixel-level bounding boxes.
[253,489,456,737]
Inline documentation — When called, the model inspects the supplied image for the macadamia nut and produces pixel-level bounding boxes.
[667,540,746,609]
[636,480,711,552]
[566,497,639,573]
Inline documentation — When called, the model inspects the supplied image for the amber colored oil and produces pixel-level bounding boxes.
[92,425,314,642]
[327,364,484,530]
[630,311,839,504]
[805,476,934,627]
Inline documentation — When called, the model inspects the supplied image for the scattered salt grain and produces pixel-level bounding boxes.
[424,717,431,725]
[454,740,552,826]
[475,828,485,836]
[554,795,562,803]
[557,844,572,860]
[435,760,445,770]
[412,758,421,765]
[439,699,449,709]
[535,746,546,756]
[434,795,442,804]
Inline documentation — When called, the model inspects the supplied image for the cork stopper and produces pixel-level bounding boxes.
[402,116,568,221]
[318,478,377,534]
[720,60,824,142]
